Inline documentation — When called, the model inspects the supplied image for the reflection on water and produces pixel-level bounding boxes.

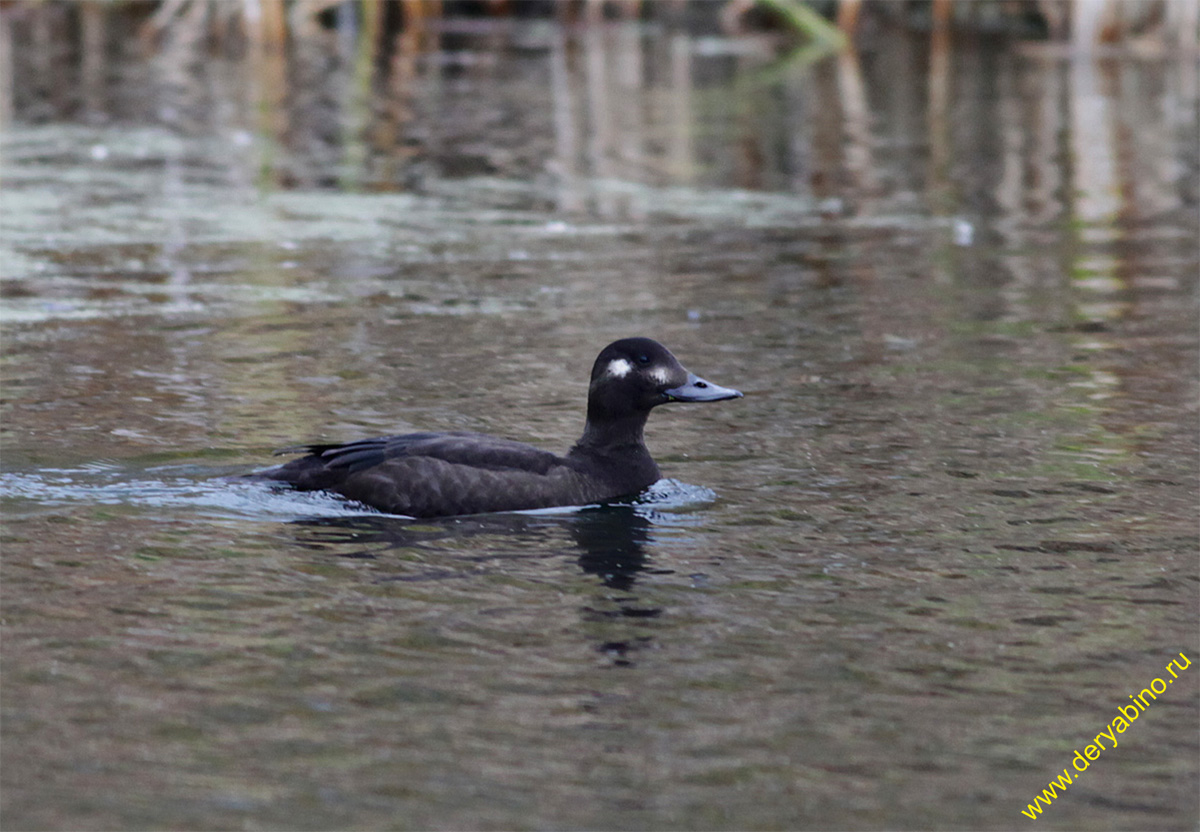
[300,506,657,587]
[2,4,1198,831]
[290,506,664,664]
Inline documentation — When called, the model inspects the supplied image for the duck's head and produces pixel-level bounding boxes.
[586,337,742,421]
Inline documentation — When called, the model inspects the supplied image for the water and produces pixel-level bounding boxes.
[2,7,1198,830]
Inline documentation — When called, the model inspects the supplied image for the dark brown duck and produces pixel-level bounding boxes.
[253,338,742,518]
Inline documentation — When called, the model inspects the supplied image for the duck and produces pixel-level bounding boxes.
[253,337,742,518]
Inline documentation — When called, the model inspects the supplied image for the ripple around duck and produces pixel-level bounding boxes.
[0,466,367,522]
[0,466,720,526]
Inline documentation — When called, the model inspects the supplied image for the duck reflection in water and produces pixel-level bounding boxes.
[288,505,653,590]
[288,506,663,665]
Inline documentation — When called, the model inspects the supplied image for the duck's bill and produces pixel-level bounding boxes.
[664,373,743,403]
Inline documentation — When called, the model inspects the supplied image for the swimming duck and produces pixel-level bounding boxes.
[254,337,741,518]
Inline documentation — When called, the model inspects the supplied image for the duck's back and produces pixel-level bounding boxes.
[259,431,633,518]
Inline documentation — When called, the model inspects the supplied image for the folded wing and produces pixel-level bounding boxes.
[261,431,598,517]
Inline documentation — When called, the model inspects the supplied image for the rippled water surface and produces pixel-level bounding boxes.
[2,7,1198,830]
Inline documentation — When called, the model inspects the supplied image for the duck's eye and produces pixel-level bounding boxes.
[635,354,651,365]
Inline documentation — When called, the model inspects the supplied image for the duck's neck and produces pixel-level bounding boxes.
[569,410,661,494]
[571,411,651,457]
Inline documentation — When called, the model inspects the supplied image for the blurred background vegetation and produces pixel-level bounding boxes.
[5,0,1196,195]
[5,0,1197,119]
[6,0,1200,53]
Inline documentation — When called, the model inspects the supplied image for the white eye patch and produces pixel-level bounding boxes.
[605,358,633,378]
[649,366,671,384]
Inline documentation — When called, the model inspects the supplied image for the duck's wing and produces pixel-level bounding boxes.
[258,431,599,517]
